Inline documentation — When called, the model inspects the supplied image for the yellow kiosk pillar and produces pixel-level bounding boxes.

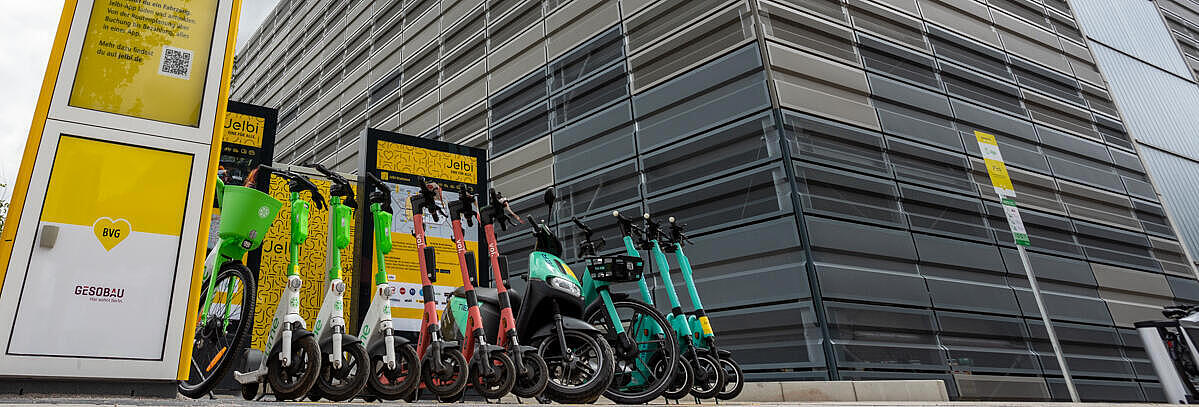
[0,0,241,396]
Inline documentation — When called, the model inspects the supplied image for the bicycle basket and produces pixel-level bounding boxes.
[218,185,283,249]
[586,255,645,283]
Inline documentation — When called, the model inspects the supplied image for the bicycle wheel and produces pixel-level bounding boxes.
[178,262,256,399]
[584,298,679,404]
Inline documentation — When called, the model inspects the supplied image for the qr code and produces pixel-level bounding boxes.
[159,46,193,80]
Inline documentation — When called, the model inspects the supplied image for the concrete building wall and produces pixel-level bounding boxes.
[232,0,1199,401]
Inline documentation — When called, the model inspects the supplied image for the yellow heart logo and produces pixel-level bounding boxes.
[92,217,131,252]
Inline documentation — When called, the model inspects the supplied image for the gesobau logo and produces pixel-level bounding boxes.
[74,285,126,299]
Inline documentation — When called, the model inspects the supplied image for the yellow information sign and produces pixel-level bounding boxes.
[69,0,219,126]
[974,131,1016,196]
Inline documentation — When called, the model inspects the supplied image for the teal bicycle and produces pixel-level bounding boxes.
[573,216,680,404]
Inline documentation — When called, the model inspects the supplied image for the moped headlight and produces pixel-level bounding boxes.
[546,276,581,298]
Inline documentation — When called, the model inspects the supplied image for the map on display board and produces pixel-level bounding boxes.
[359,129,487,334]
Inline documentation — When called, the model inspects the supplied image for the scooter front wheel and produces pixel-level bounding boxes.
[267,334,322,401]
[690,352,725,399]
[660,354,693,400]
[716,357,745,400]
[315,339,370,401]
[368,341,420,400]
[512,351,549,398]
[471,351,517,399]
[421,348,469,399]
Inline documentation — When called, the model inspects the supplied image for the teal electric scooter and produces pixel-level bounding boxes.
[617,212,723,400]
[667,217,744,400]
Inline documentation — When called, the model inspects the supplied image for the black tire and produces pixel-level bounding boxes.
[471,351,517,399]
[584,298,679,405]
[537,331,615,404]
[240,382,259,401]
[315,340,370,401]
[368,341,420,400]
[421,348,469,399]
[512,351,550,398]
[661,355,693,400]
[267,333,322,401]
[690,352,725,399]
[178,263,256,399]
[716,357,745,401]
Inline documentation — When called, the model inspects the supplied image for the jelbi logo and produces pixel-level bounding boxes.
[92,217,131,251]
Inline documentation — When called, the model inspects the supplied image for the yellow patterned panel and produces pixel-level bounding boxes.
[250,174,357,350]
[376,140,477,184]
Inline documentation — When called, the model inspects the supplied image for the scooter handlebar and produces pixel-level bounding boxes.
[309,163,356,208]
[667,216,695,246]
[412,178,446,222]
[284,171,327,211]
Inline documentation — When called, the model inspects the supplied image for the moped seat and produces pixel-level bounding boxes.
[452,286,522,315]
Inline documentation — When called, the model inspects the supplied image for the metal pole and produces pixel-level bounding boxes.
[1017,245,1080,402]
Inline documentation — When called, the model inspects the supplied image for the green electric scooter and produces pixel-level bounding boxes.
[667,217,745,400]
[235,168,326,401]
[617,213,723,400]
[306,164,369,401]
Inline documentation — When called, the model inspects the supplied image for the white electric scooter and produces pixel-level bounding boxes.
[305,164,370,401]
[235,170,324,401]
[356,172,422,400]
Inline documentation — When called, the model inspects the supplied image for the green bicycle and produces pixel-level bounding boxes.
[179,166,286,398]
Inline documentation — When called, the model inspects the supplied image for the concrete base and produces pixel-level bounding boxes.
[0,379,177,398]
[736,380,950,402]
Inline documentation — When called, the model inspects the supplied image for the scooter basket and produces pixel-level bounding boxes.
[586,255,645,283]
[218,185,283,249]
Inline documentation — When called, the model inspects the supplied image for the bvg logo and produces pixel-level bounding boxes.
[92,217,131,251]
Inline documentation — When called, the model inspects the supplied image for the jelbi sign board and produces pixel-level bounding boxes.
[0,0,242,383]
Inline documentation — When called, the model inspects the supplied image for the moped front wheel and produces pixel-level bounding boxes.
[537,330,615,403]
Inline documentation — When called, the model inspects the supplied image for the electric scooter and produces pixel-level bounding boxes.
[235,169,326,401]
[441,193,516,400]
[306,164,369,401]
[639,214,723,400]
[668,217,745,400]
[358,173,421,400]
[573,214,680,404]
[410,178,470,400]
[179,165,280,398]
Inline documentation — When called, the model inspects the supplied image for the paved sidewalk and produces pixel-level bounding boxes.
[0,396,1179,406]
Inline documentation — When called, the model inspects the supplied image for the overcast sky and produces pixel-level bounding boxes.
[0,0,279,201]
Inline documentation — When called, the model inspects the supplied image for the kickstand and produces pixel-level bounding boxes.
[695,396,701,404]
[207,390,215,400]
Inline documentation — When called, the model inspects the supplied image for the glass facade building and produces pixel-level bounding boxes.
[231,0,1199,401]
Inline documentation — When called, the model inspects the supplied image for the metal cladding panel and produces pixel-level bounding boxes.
[1091,44,1199,162]
[1073,0,1192,77]
[1141,146,1199,263]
